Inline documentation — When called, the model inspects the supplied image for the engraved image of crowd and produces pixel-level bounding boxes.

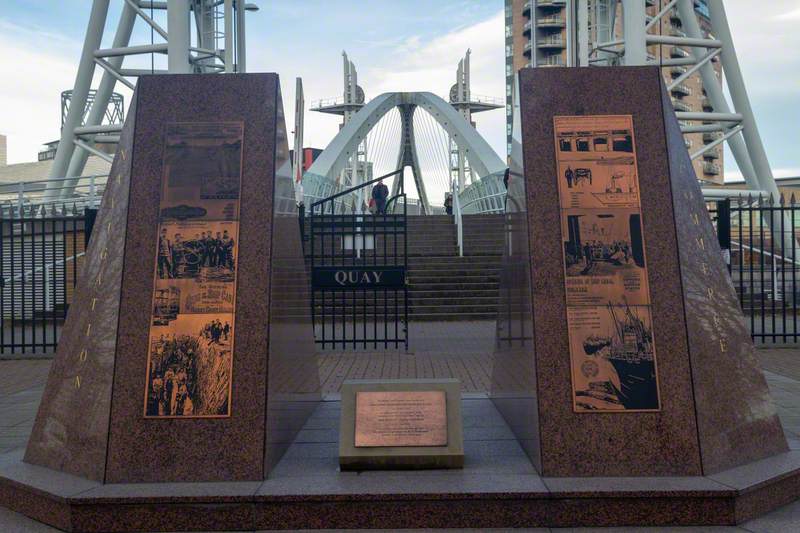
[579,239,632,271]
[145,318,232,417]
[157,227,236,280]
[146,333,200,417]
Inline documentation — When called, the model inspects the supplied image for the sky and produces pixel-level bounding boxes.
[0,0,798,185]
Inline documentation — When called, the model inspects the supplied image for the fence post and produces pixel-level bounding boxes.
[16,182,24,217]
[84,207,99,247]
[44,264,51,312]
[89,175,97,208]
[716,198,731,269]
[298,202,305,244]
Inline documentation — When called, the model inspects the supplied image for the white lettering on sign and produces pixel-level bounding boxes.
[334,270,386,286]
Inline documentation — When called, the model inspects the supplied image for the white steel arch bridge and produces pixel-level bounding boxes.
[301,91,508,217]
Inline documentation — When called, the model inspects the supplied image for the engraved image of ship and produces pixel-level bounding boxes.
[600,300,658,409]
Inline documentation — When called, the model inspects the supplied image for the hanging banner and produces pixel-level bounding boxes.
[143,122,244,418]
[554,115,660,412]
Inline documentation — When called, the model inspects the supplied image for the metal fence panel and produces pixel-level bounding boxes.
[0,209,91,354]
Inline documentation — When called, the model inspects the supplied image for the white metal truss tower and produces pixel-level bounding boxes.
[310,52,369,211]
[448,50,503,193]
[45,0,257,200]
[570,0,779,201]
[565,0,788,250]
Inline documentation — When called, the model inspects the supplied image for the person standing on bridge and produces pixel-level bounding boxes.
[371,179,389,215]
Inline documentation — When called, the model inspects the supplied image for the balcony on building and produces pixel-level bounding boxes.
[522,1,531,16]
[671,83,691,97]
[684,138,693,149]
[537,15,565,28]
[537,0,567,7]
[537,36,565,49]
[670,28,687,38]
[671,46,690,58]
[703,131,721,144]
[703,148,720,161]
[703,162,721,176]
[524,40,532,58]
[670,8,682,24]
[670,65,687,77]
[539,54,564,67]
[672,99,691,113]
[523,20,532,36]
[702,96,713,111]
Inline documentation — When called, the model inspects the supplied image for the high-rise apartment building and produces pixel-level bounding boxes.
[504,0,724,184]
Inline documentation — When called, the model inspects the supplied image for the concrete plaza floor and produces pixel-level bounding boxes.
[1,331,799,531]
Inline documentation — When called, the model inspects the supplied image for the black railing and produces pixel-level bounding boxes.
[0,207,94,355]
[717,195,800,344]
[309,169,408,350]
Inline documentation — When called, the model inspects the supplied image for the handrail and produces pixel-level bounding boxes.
[310,168,403,211]
[0,173,110,216]
[452,180,463,257]
[731,240,800,267]
[385,193,405,213]
[461,190,507,213]
[11,252,86,283]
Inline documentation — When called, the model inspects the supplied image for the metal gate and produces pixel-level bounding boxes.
[308,170,408,350]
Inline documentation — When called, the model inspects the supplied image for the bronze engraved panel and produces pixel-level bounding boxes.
[354,391,447,447]
[143,122,243,418]
[554,115,660,413]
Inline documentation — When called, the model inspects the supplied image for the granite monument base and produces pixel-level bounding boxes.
[2,406,800,531]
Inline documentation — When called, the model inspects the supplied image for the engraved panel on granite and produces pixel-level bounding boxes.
[553,115,660,412]
[143,122,243,419]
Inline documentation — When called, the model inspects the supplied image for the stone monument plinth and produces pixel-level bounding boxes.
[492,66,788,477]
[21,73,320,484]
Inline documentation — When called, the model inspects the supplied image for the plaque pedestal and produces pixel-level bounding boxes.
[339,379,464,470]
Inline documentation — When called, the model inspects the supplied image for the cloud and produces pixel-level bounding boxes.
[775,7,800,20]
[724,1,800,96]
[0,20,83,164]
[363,9,506,159]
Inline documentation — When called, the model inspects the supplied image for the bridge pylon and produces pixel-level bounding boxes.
[44,0,257,201]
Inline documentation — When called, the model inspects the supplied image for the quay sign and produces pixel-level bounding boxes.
[312,266,405,289]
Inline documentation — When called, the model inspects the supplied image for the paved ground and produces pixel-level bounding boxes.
[1,342,799,531]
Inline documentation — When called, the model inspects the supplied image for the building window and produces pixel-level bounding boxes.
[506,64,512,76]
[506,104,512,116]
[506,84,512,96]
[507,124,512,135]
[506,44,512,57]
[506,25,512,38]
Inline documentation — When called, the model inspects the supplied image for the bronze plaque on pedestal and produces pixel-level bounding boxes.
[355,390,447,447]
[340,380,463,469]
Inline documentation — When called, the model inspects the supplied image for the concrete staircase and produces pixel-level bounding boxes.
[407,214,504,321]
[300,213,505,323]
